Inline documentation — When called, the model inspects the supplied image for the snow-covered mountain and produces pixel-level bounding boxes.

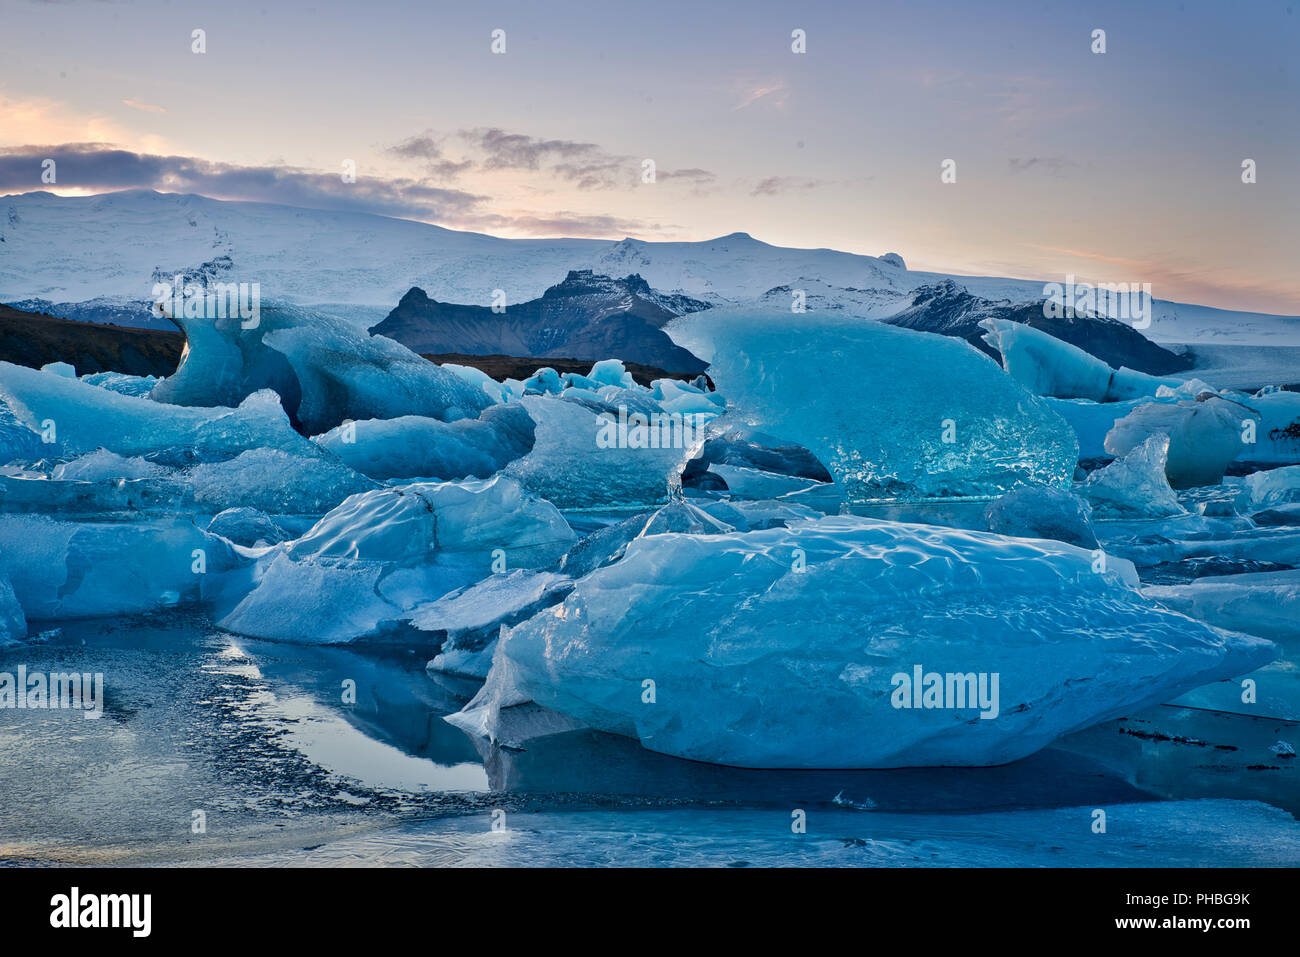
[2,189,1298,354]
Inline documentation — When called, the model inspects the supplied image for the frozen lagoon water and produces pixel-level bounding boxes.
[1,606,1296,867]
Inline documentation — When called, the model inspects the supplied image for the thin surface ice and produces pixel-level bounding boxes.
[668,309,1077,501]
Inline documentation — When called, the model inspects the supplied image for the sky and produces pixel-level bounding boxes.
[1,0,1298,313]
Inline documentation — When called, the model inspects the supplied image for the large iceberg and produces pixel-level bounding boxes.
[0,514,249,620]
[1105,393,1256,488]
[450,515,1273,768]
[978,318,1180,401]
[313,404,535,481]
[668,309,1077,501]
[0,362,313,461]
[151,303,492,433]
[219,476,575,644]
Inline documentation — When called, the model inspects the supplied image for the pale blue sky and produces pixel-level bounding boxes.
[1,0,1297,311]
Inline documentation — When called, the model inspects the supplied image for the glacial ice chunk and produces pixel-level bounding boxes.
[668,309,1077,500]
[1144,569,1300,643]
[978,318,1179,401]
[502,396,703,509]
[1083,434,1186,518]
[313,404,535,481]
[219,476,575,643]
[1105,393,1256,488]
[984,486,1098,548]
[450,515,1274,768]
[151,303,492,433]
[0,362,316,461]
[0,514,248,620]
[1242,465,1300,510]
[206,507,292,547]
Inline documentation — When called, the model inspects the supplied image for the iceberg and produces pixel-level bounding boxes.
[1242,465,1300,510]
[206,507,292,547]
[1082,434,1186,518]
[185,447,376,514]
[1144,570,1300,643]
[450,515,1274,768]
[0,514,248,620]
[418,570,575,680]
[0,362,315,461]
[502,396,703,510]
[219,476,575,643]
[313,404,535,481]
[983,486,1098,548]
[978,318,1180,401]
[1105,393,1256,488]
[151,303,492,433]
[0,570,26,644]
[1241,388,1300,467]
[668,309,1077,500]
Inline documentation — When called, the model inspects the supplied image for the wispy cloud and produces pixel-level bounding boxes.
[122,98,166,115]
[734,81,788,110]
[750,175,826,196]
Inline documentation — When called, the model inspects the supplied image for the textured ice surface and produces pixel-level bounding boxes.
[1083,434,1186,518]
[220,477,575,643]
[418,570,574,679]
[1241,388,1300,467]
[1242,465,1300,509]
[450,515,1273,768]
[669,309,1077,501]
[0,515,248,620]
[502,395,702,509]
[313,404,534,481]
[185,448,376,514]
[0,398,44,465]
[983,486,1097,548]
[80,371,160,397]
[1105,394,1255,488]
[152,303,492,433]
[0,362,313,461]
[978,318,1178,401]
[1145,569,1300,643]
[206,507,292,547]
[50,449,167,482]
[0,571,25,644]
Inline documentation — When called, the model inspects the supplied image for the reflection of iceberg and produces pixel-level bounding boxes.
[451,515,1274,768]
[668,309,1077,500]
